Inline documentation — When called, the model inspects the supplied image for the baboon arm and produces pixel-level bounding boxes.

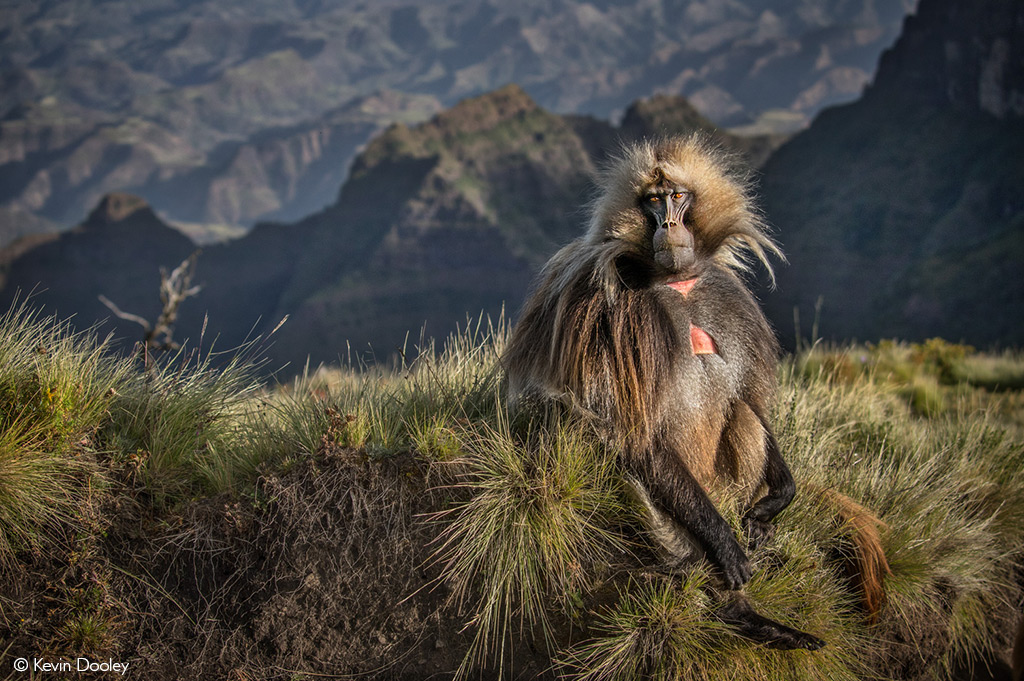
[742,425,795,548]
[631,442,752,590]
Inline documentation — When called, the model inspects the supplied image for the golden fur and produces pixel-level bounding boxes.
[585,136,782,287]
[505,134,887,643]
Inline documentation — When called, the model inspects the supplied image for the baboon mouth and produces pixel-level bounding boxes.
[655,245,695,272]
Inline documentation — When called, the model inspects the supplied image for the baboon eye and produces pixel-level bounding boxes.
[648,195,661,202]
[672,192,685,200]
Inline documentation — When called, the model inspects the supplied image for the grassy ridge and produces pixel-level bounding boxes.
[0,304,1021,679]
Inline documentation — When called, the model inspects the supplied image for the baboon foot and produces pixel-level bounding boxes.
[742,516,776,551]
[715,595,825,651]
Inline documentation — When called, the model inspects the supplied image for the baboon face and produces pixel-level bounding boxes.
[641,177,695,273]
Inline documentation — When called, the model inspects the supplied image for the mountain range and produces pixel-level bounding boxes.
[0,0,916,247]
[1,0,1021,370]
[1,86,781,369]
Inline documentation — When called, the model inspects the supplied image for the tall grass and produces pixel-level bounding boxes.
[249,315,507,467]
[100,344,265,504]
[0,301,128,569]
[1,298,1021,680]
[776,353,1024,672]
[0,299,276,516]
[431,341,1023,679]
[431,412,631,676]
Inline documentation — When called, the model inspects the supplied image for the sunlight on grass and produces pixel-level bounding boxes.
[0,300,1021,679]
[431,410,631,677]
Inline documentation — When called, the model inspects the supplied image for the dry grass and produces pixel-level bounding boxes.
[0,304,1021,679]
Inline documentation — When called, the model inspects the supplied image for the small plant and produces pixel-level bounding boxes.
[55,611,118,655]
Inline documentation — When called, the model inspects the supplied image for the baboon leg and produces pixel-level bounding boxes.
[630,440,752,591]
[742,425,796,550]
[715,593,825,651]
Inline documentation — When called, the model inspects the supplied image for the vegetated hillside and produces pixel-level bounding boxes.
[1,305,1022,679]
[759,0,1024,349]
[0,85,784,371]
[0,0,916,245]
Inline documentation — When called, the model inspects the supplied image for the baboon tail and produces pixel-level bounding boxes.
[814,487,891,623]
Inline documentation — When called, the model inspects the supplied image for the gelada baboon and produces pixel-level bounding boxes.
[504,135,834,649]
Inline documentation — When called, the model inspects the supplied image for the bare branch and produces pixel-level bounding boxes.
[99,294,152,333]
[97,250,203,366]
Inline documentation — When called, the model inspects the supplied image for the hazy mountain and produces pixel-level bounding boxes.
[759,0,1024,348]
[0,86,778,369]
[0,0,916,246]
[1,193,197,338]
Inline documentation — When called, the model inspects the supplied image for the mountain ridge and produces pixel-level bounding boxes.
[0,0,916,247]
[759,0,1024,348]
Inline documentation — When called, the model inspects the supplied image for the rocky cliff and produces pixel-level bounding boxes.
[759,0,1024,348]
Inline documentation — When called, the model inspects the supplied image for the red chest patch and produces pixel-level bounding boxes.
[666,277,718,356]
[690,324,718,355]
[665,278,698,296]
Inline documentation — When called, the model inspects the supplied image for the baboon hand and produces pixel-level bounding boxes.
[711,537,753,590]
[742,515,775,551]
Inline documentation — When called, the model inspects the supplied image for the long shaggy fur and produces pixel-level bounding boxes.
[505,134,883,650]
[506,136,778,451]
[585,136,782,286]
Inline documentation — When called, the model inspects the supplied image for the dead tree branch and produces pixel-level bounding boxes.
[100,251,202,365]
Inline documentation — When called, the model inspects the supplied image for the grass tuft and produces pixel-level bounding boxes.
[0,300,125,570]
[100,345,263,504]
[431,411,630,676]
[557,574,725,681]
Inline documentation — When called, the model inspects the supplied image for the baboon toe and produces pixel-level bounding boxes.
[715,595,825,652]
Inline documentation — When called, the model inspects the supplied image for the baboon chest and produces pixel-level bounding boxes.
[656,274,764,491]
[658,274,749,401]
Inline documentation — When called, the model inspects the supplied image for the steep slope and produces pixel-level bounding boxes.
[230,85,782,367]
[250,85,601,366]
[0,0,916,245]
[1,86,777,370]
[759,0,1024,348]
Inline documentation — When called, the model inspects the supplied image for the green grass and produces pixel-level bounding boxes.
[1,302,1022,679]
[0,301,128,570]
[773,358,1024,675]
[101,345,265,505]
[431,412,631,676]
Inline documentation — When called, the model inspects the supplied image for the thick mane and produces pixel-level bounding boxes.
[506,134,780,445]
[586,134,783,284]
[504,240,679,447]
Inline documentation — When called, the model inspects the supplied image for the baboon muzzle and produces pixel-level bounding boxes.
[653,194,695,272]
